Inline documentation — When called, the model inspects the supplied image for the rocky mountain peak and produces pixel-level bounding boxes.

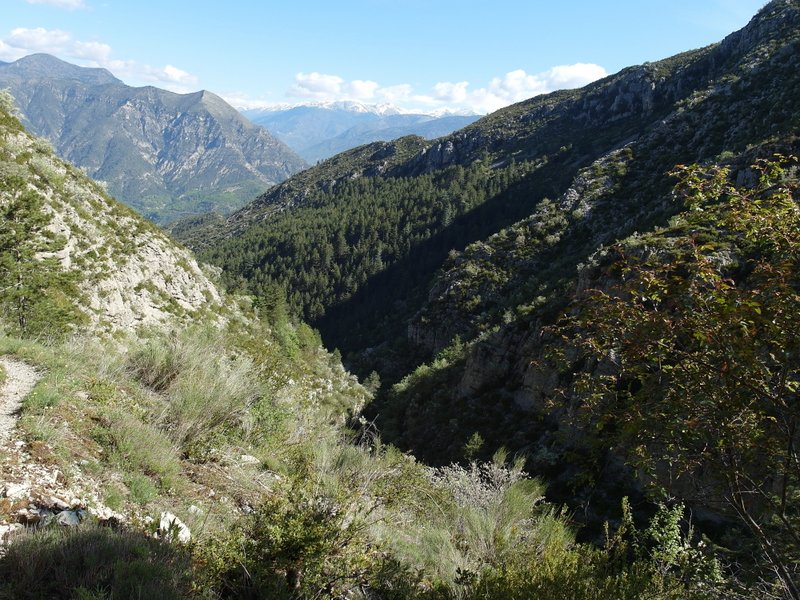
[0,54,307,224]
[5,53,120,85]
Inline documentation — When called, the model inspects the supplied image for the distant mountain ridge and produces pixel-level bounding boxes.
[0,54,307,224]
[243,102,479,162]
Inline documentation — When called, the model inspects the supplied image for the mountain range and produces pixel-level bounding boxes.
[0,54,307,224]
[242,101,480,163]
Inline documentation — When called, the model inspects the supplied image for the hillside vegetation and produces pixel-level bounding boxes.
[0,95,736,599]
[1,1,799,597]
[173,1,800,596]
[185,0,800,369]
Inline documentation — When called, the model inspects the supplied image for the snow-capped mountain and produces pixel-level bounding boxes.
[240,101,479,162]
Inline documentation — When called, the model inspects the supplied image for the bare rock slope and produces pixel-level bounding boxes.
[1,95,232,335]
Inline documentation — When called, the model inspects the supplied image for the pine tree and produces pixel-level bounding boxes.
[0,174,82,336]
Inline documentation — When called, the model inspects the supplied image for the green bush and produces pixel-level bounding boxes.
[197,487,384,598]
[474,500,724,600]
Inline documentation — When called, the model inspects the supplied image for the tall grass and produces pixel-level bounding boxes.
[0,523,192,600]
[105,410,182,492]
[373,452,572,595]
[126,327,263,457]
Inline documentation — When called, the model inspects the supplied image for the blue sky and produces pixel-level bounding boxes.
[1,0,767,113]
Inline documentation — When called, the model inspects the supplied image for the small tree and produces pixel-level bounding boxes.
[0,89,19,117]
[558,156,799,597]
[0,174,81,337]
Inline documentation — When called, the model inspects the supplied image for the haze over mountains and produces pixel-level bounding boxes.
[0,53,306,224]
[243,101,480,163]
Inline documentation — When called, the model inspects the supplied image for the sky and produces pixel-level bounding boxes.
[1,0,768,114]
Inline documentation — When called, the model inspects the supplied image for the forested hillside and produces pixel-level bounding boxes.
[0,92,745,599]
[186,0,800,373]
[2,0,799,597]
[173,2,800,595]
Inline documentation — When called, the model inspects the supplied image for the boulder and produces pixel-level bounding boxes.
[158,511,191,543]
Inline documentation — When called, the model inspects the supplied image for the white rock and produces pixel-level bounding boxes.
[2,483,29,501]
[158,511,191,543]
[49,496,70,511]
[90,505,123,524]
[240,454,259,465]
[188,505,203,515]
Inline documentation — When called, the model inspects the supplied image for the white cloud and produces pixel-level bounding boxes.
[376,83,413,104]
[288,72,344,99]
[102,59,199,92]
[347,79,379,100]
[433,80,469,103]
[26,0,86,9]
[542,63,609,89]
[266,63,608,114]
[0,27,199,93]
[489,69,548,98]
[460,63,609,113]
[162,64,198,85]
[72,40,113,62]
[0,27,112,62]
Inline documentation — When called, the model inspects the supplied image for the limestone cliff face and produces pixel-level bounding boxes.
[0,54,307,224]
[0,105,231,334]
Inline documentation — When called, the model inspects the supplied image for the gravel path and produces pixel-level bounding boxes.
[0,356,40,444]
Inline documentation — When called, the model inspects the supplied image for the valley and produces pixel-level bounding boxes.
[0,0,799,597]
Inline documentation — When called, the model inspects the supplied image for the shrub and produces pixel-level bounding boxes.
[0,523,192,600]
[126,328,262,455]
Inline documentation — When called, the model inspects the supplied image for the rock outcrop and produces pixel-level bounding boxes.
[0,94,232,334]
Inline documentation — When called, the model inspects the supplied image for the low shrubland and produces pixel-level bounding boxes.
[0,321,729,599]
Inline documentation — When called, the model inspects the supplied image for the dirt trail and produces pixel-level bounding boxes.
[0,356,40,444]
